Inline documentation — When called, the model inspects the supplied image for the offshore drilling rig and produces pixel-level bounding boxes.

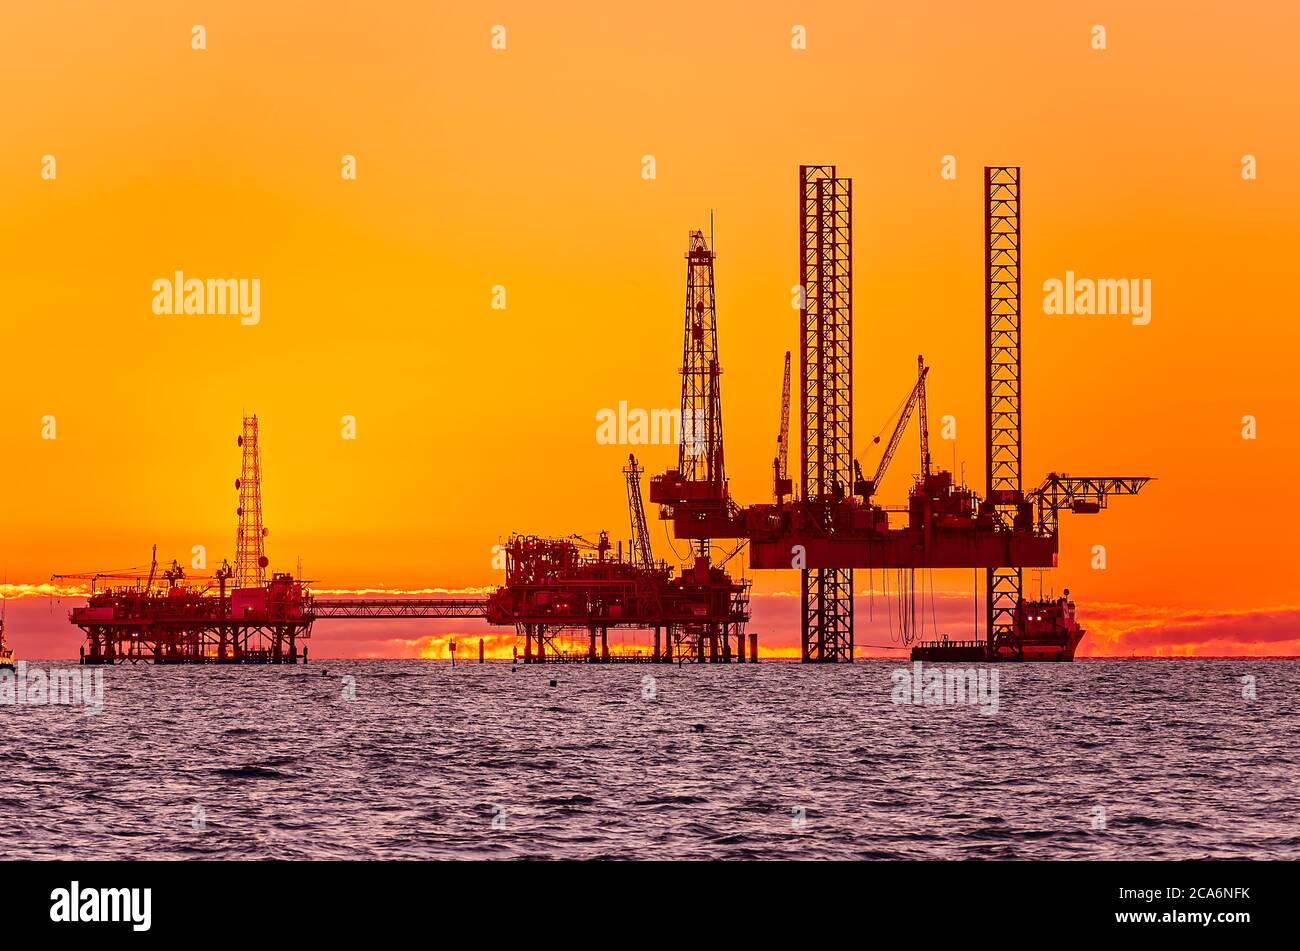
[55,165,1148,666]
[652,165,1151,662]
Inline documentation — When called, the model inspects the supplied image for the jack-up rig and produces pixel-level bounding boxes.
[651,165,1151,661]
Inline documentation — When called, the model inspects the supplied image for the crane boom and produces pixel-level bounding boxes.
[859,356,929,498]
[624,454,655,570]
[916,355,931,479]
[1030,474,1153,534]
[773,350,792,501]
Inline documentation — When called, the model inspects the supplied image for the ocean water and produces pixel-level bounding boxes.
[1,659,1296,860]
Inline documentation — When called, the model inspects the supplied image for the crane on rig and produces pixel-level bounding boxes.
[51,545,232,596]
[773,350,792,502]
[624,454,655,571]
[855,355,931,499]
[1029,474,1152,535]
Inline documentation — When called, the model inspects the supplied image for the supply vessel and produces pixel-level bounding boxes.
[911,590,1085,662]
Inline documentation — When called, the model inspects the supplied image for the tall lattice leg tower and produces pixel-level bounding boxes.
[985,167,1022,658]
[799,166,854,662]
[235,415,268,589]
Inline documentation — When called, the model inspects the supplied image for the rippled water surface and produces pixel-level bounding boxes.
[2,659,1297,859]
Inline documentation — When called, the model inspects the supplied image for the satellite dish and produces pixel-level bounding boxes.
[238,436,244,447]
[235,479,241,490]
[257,556,269,569]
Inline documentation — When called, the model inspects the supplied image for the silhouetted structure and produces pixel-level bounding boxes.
[653,165,1151,661]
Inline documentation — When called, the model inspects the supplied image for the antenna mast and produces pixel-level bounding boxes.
[235,415,268,588]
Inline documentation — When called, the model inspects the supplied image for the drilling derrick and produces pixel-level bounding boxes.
[650,230,734,526]
[985,167,1024,659]
[799,165,854,662]
[235,415,269,589]
[667,228,729,549]
[643,228,742,659]
[681,230,725,492]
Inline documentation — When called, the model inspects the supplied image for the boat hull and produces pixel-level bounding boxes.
[909,642,1079,662]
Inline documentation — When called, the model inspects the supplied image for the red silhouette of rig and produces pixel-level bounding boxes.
[59,422,750,664]
[483,525,750,664]
[58,228,754,666]
[58,165,1150,666]
[310,446,751,664]
[308,456,753,664]
[60,416,313,664]
[67,564,311,665]
[652,166,1152,662]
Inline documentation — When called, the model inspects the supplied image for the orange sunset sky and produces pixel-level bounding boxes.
[1,1,1296,657]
